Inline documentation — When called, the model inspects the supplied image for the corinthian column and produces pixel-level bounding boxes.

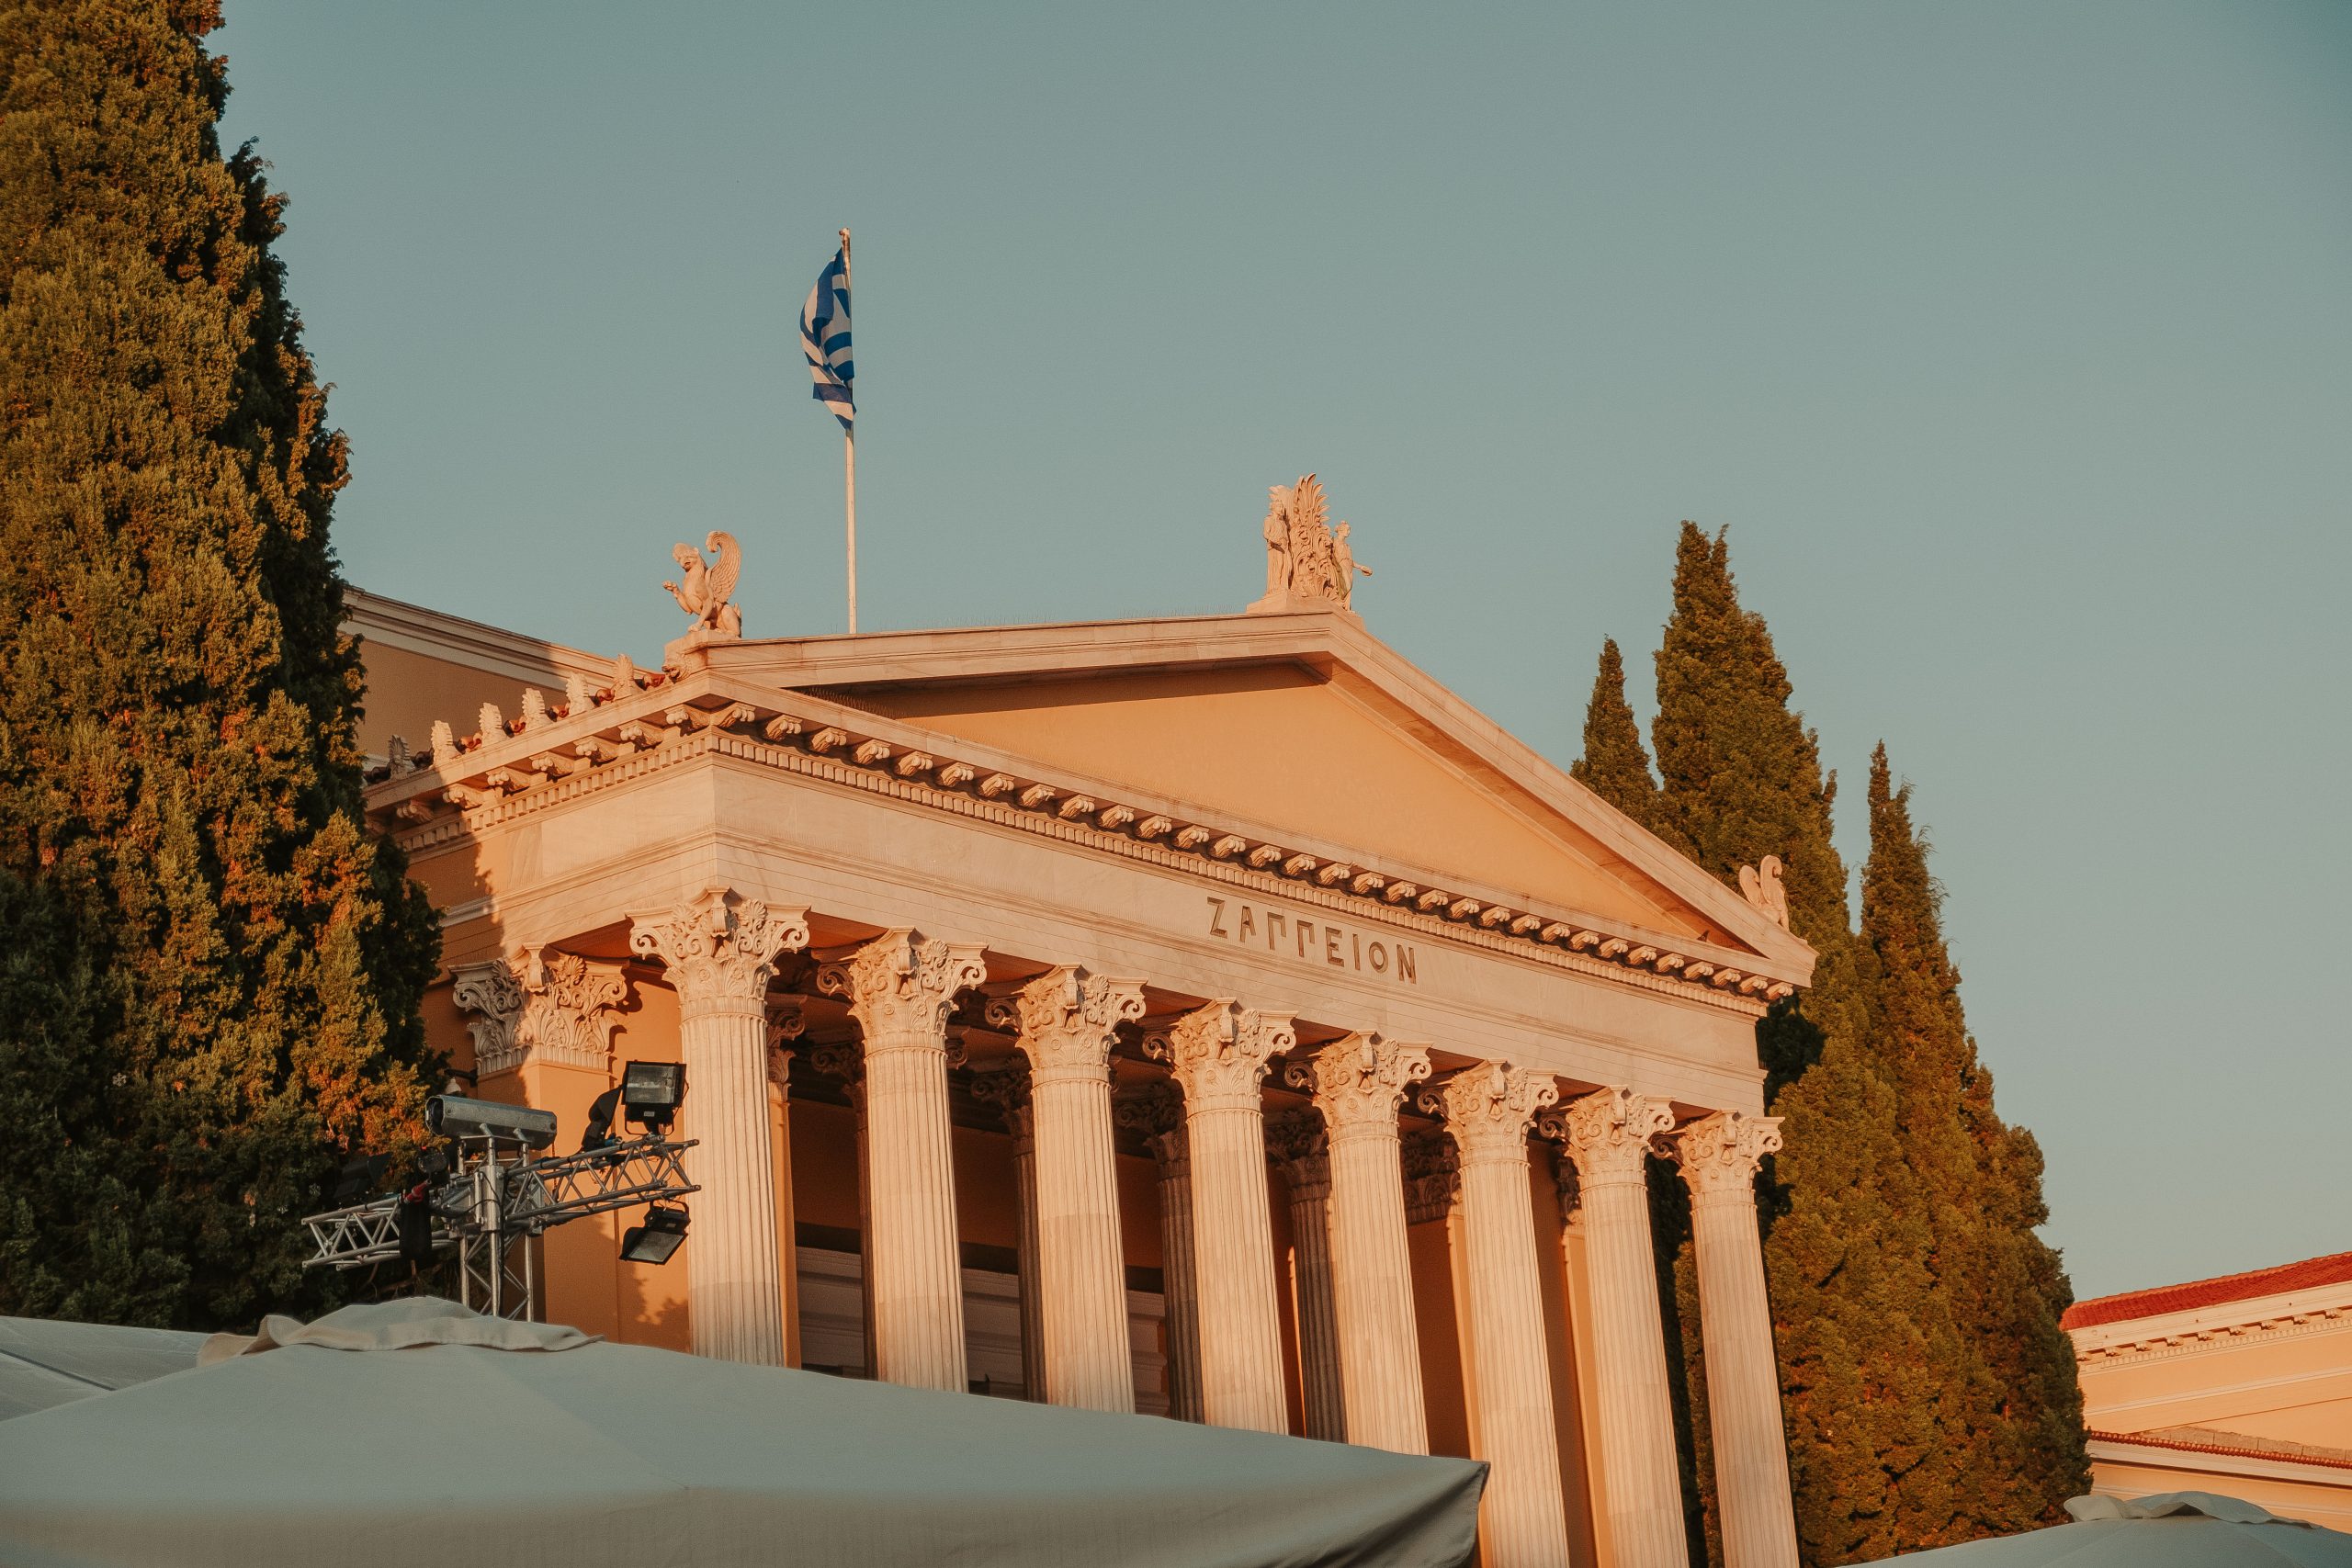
[628,887,810,1365]
[984,967,1146,1414]
[1427,1063,1571,1568]
[969,1063,1045,1399]
[1145,1000,1295,1434]
[1268,1109,1345,1442]
[818,930,987,1393]
[1670,1112,1797,1568]
[1291,1033,1433,1454]
[1117,1082,1202,1422]
[1548,1087,1690,1568]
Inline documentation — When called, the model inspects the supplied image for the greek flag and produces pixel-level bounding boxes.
[801,245,854,432]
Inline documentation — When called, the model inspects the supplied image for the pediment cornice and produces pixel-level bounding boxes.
[367,665,1803,1014]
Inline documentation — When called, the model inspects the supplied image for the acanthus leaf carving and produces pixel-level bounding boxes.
[1142,1000,1295,1112]
[449,958,526,1077]
[1541,1085,1678,1188]
[816,929,988,1047]
[1287,1032,1433,1136]
[1667,1110,1782,1201]
[453,947,631,1077]
[628,887,810,1011]
[1401,1134,1460,1224]
[981,965,1146,1081]
[1115,1079,1189,1168]
[1421,1060,1559,1163]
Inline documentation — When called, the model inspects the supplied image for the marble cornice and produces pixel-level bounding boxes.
[368,670,1793,1015]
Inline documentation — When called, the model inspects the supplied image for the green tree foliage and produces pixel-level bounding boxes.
[1570,637,1661,829]
[1862,746,2088,1540]
[0,0,441,1328]
[1646,523,1949,1565]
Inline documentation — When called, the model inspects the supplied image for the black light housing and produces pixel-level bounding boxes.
[332,1154,390,1208]
[580,1086,623,1152]
[619,1203,689,1265]
[619,1060,685,1133]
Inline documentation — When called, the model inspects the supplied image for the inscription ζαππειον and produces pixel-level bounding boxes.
[1203,895,1416,984]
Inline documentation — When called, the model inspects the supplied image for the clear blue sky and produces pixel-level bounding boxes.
[215,2,2350,1301]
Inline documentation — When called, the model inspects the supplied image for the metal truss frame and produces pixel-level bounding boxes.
[301,1132,698,1321]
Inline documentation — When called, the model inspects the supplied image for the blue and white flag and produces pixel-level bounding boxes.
[801,245,854,432]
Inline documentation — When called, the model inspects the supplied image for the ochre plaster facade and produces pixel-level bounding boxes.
[2067,1252,2352,1531]
[347,562,1818,1568]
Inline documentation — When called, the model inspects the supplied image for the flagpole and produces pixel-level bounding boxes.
[841,228,857,635]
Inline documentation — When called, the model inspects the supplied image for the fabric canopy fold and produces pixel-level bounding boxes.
[0,1298,1485,1568]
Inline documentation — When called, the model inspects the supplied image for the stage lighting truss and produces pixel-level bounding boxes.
[302,1129,698,1322]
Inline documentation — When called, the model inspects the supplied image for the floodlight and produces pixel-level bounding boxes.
[619,1060,685,1132]
[425,1094,559,1150]
[619,1203,689,1265]
[332,1154,390,1207]
[580,1086,623,1152]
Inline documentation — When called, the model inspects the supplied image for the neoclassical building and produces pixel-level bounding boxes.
[350,485,1815,1568]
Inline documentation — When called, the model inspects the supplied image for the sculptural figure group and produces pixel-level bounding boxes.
[1256,474,1369,614]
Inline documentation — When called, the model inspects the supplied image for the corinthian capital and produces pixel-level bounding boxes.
[1422,1061,1559,1164]
[1142,1000,1295,1112]
[967,1060,1035,1139]
[450,958,527,1077]
[816,929,987,1046]
[1114,1079,1187,1166]
[453,946,631,1077]
[628,887,810,1009]
[983,965,1146,1081]
[1288,1032,1432,1137]
[1543,1086,1677,1188]
[1668,1110,1782,1202]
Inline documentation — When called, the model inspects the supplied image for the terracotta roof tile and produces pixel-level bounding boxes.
[2064,1251,2352,1331]
[2087,1429,2352,1473]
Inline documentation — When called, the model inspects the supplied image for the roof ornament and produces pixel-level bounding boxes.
[1249,475,1369,615]
[662,531,744,677]
[1737,854,1791,930]
[665,531,743,639]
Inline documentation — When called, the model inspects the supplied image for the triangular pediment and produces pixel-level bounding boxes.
[713,611,1810,973]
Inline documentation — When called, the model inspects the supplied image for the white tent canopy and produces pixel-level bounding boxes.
[0,1298,1485,1568]
[0,1315,207,1421]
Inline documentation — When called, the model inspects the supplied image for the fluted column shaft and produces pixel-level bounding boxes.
[820,931,986,1393]
[989,967,1146,1414]
[1295,1033,1434,1454]
[1122,1083,1204,1422]
[628,888,810,1366]
[1148,1001,1295,1434]
[1271,1112,1344,1442]
[1675,1112,1798,1568]
[1430,1063,1571,1568]
[1553,1088,1690,1568]
[972,1066,1044,1396]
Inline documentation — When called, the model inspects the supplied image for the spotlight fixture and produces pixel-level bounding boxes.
[619,1203,689,1266]
[619,1061,685,1133]
[332,1154,390,1208]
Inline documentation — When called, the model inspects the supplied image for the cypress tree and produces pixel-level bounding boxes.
[1649,523,1948,1565]
[1570,637,1661,829]
[1862,746,2087,1540]
[0,0,441,1327]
